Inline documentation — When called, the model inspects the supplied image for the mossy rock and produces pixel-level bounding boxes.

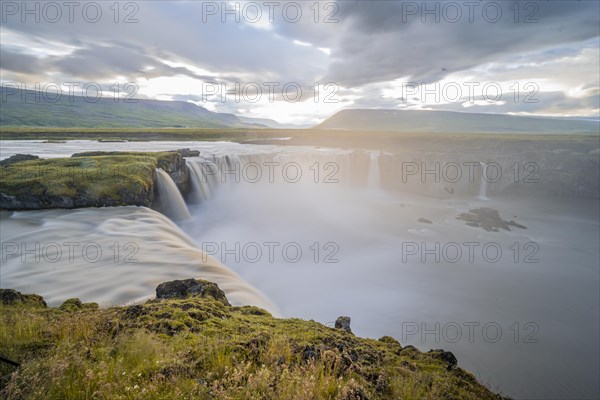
[0,289,47,308]
[0,154,158,209]
[233,305,272,317]
[155,279,230,305]
[0,151,191,211]
[59,298,99,312]
[378,335,402,349]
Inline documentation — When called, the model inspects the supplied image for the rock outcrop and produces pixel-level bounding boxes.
[171,148,200,157]
[0,288,47,308]
[335,316,352,333]
[156,278,230,305]
[0,154,39,167]
[0,151,190,210]
[429,349,458,371]
[59,298,99,312]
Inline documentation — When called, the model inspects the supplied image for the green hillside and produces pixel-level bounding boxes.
[0,87,261,129]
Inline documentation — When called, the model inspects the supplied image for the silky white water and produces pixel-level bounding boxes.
[0,206,275,312]
[1,140,598,399]
[155,169,191,221]
[479,162,489,200]
[367,151,381,190]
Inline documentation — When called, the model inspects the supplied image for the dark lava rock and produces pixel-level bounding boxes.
[335,316,353,333]
[417,217,433,224]
[429,349,458,370]
[171,148,200,157]
[0,154,39,167]
[302,344,319,362]
[457,207,527,232]
[124,304,146,319]
[155,279,230,305]
[0,288,47,308]
[0,289,25,304]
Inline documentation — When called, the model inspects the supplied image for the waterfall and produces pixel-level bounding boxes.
[187,163,210,203]
[155,169,191,221]
[0,207,276,313]
[479,162,489,200]
[187,160,221,202]
[367,151,381,190]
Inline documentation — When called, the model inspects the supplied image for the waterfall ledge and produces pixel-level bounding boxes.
[0,150,191,211]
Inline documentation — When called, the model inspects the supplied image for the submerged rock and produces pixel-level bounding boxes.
[335,316,353,333]
[417,217,433,224]
[156,279,230,305]
[457,207,527,232]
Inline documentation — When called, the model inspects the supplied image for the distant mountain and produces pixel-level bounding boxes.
[0,87,282,129]
[237,116,311,129]
[315,109,599,134]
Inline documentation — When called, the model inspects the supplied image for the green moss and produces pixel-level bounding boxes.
[232,305,273,317]
[0,155,155,193]
[0,152,182,209]
[59,298,99,312]
[0,293,507,399]
[0,289,47,309]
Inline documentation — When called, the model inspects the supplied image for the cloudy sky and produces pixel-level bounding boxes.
[1,0,599,124]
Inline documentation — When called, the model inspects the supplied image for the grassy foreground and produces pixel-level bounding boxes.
[0,285,506,400]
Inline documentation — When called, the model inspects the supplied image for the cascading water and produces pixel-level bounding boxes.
[187,159,222,202]
[187,164,207,203]
[0,207,276,312]
[188,163,210,203]
[155,169,191,221]
[479,162,489,200]
[367,151,381,190]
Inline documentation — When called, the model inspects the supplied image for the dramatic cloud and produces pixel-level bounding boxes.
[1,0,598,123]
